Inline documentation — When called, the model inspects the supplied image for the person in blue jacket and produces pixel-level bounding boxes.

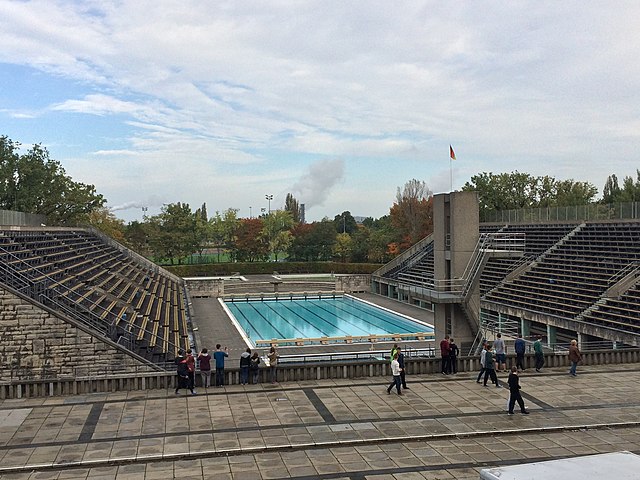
[213,344,228,387]
[514,334,526,371]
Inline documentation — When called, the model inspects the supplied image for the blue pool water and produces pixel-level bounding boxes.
[224,296,433,341]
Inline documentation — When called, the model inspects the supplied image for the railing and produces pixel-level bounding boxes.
[608,261,640,287]
[254,332,435,347]
[224,291,342,300]
[372,234,434,278]
[3,347,640,399]
[481,201,640,224]
[277,347,438,364]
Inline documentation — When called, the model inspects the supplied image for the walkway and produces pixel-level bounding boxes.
[1,365,639,479]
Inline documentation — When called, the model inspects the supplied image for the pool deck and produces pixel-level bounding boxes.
[1,364,639,479]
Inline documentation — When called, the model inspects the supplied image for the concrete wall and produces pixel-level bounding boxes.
[449,191,479,278]
[185,275,370,298]
[432,192,480,341]
[0,286,157,382]
[185,278,225,297]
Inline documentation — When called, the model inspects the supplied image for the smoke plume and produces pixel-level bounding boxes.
[291,158,345,208]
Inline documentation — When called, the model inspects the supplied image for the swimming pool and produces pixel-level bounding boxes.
[222,295,433,346]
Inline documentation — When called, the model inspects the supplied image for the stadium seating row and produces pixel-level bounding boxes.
[0,228,190,363]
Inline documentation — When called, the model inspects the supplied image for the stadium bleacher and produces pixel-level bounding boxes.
[383,220,640,343]
[0,227,190,364]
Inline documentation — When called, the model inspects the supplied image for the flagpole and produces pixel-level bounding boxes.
[450,157,453,192]
[449,145,454,192]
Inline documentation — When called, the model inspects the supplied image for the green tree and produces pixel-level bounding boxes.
[603,170,640,203]
[620,170,640,201]
[210,208,239,262]
[602,174,620,204]
[194,203,211,256]
[0,136,105,225]
[271,230,293,262]
[350,226,371,263]
[333,232,353,262]
[333,211,358,234]
[262,210,294,261]
[148,203,200,264]
[124,220,152,257]
[366,215,395,263]
[234,218,269,262]
[284,193,302,223]
[288,220,337,261]
[87,207,125,242]
[463,171,598,216]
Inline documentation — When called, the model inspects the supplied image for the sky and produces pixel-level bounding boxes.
[1,1,639,223]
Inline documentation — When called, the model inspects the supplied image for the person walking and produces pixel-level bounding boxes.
[390,343,399,363]
[198,348,212,388]
[440,335,451,374]
[386,352,403,395]
[268,346,279,384]
[533,336,545,372]
[507,366,529,415]
[568,339,582,376]
[483,343,500,388]
[514,334,526,371]
[213,344,228,387]
[250,351,261,384]
[240,348,251,385]
[449,338,459,374]
[397,347,408,390]
[476,340,488,383]
[494,333,506,372]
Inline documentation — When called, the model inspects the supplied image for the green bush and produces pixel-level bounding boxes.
[165,262,381,277]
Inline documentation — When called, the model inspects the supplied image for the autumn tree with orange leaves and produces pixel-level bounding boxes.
[389,179,434,252]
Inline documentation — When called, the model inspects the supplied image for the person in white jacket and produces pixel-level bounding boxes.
[386,352,403,395]
[476,340,487,383]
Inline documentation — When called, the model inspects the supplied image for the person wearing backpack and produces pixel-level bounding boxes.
[239,348,251,385]
[250,351,261,384]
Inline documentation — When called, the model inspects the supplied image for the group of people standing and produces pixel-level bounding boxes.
[174,345,280,394]
[438,335,460,375]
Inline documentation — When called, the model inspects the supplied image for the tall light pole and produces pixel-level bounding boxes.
[265,194,273,214]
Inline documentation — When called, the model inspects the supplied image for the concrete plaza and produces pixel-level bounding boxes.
[1,364,639,479]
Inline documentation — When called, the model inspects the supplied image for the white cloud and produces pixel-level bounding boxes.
[1,1,640,221]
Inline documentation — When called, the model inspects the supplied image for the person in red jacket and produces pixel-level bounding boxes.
[440,335,451,374]
[568,339,582,376]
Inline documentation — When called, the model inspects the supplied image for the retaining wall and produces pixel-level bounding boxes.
[2,349,639,399]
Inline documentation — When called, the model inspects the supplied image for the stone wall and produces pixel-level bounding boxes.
[336,274,371,293]
[0,286,157,382]
[184,278,225,297]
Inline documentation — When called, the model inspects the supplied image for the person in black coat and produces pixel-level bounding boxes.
[507,366,529,415]
[448,338,460,374]
[174,350,195,395]
[397,347,408,390]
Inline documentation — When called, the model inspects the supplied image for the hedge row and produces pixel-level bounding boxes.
[164,262,381,277]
